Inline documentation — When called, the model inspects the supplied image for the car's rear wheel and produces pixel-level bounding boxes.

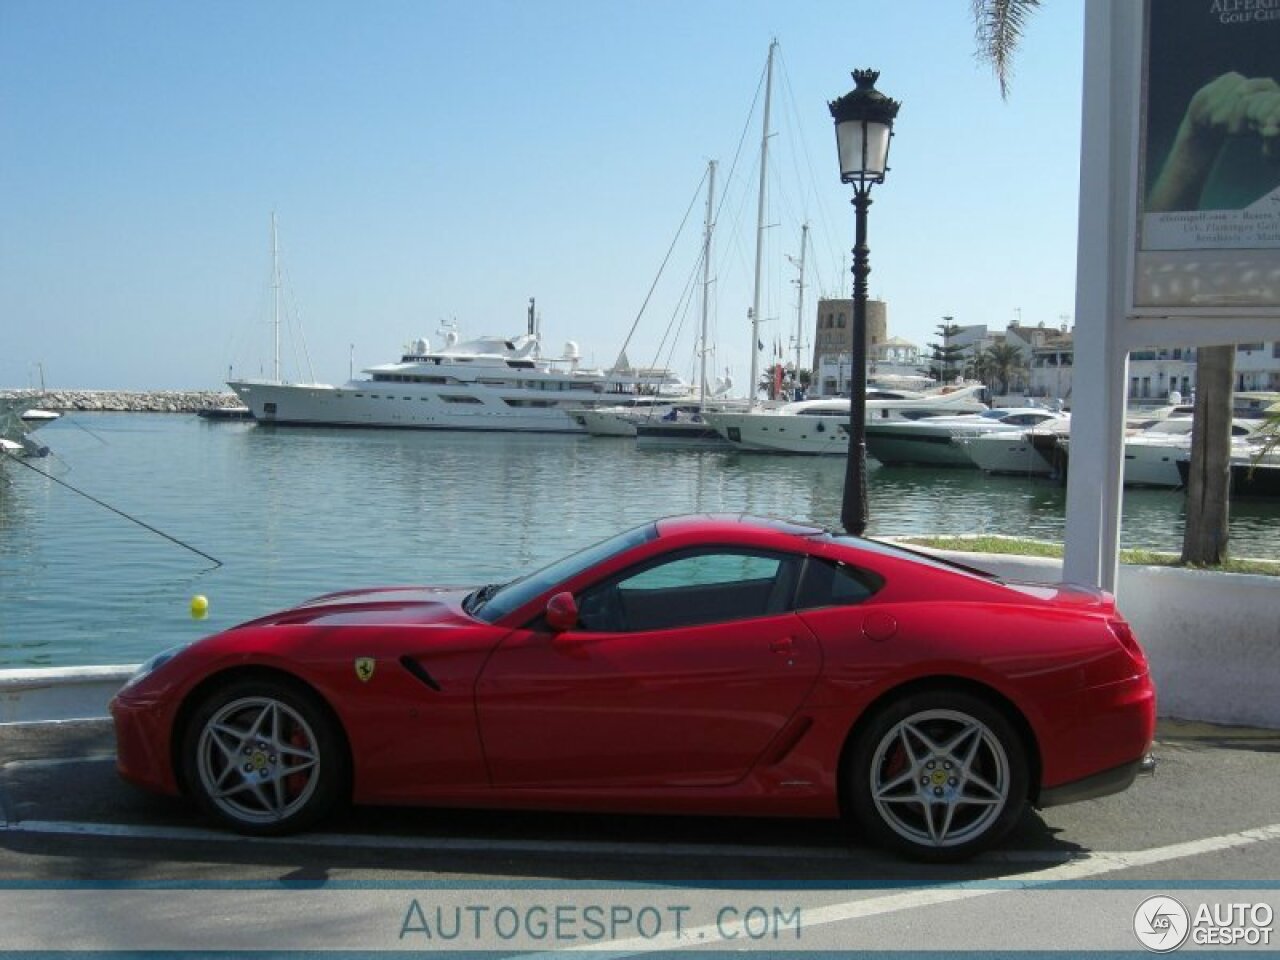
[181,678,346,835]
[848,690,1028,862]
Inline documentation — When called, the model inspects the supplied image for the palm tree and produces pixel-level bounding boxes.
[982,342,1028,396]
[965,349,994,393]
[972,0,1043,100]
[1252,407,1280,460]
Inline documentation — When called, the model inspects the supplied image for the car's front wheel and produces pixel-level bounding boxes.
[848,690,1029,862]
[181,678,347,835]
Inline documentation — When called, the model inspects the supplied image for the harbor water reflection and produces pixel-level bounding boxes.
[2,413,1275,667]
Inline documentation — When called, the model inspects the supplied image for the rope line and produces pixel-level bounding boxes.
[2,452,223,568]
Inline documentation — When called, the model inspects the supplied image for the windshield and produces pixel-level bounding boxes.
[471,522,658,623]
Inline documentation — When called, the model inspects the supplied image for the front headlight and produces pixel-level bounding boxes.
[120,644,187,691]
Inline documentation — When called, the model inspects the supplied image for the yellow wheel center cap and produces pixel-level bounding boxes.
[252,752,268,771]
[932,770,947,786]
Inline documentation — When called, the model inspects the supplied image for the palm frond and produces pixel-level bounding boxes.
[1254,408,1280,459]
[972,0,1042,100]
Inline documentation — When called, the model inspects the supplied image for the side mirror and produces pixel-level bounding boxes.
[545,592,579,633]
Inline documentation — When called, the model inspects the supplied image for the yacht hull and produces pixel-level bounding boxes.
[704,409,850,454]
[864,424,979,467]
[229,380,590,434]
[1122,437,1189,488]
[571,409,639,437]
[960,432,1056,476]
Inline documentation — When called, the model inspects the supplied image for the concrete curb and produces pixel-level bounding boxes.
[0,665,137,725]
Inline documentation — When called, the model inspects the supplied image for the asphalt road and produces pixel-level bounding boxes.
[1,719,1278,953]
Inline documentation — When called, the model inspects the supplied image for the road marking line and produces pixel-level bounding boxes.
[1,755,116,771]
[538,821,1280,959]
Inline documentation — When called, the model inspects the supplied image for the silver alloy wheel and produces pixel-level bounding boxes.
[869,708,1010,848]
[195,695,321,826]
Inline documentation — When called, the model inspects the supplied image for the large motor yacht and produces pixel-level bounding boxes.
[229,331,687,434]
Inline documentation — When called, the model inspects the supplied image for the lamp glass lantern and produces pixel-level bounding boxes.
[829,69,900,186]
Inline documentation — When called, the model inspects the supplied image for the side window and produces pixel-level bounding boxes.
[625,553,779,590]
[577,550,799,633]
[795,558,883,610]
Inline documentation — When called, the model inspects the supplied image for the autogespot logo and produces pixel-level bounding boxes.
[1134,896,1191,952]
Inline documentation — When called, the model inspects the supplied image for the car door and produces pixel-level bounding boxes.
[475,548,822,789]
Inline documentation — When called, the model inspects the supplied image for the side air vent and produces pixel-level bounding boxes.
[399,655,442,692]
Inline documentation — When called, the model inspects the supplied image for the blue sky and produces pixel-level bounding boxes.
[1,0,1084,391]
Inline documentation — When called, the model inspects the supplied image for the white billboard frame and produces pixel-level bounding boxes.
[1063,0,1280,593]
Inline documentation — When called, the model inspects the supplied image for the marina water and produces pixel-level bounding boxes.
[3,412,1277,668]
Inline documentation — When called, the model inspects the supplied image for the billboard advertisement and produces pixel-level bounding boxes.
[1133,0,1280,313]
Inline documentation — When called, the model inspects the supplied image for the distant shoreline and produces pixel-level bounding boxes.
[1,389,241,413]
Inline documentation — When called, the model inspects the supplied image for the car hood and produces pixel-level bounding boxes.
[240,585,478,628]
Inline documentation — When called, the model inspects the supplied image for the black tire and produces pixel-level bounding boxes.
[180,677,348,835]
[847,689,1029,862]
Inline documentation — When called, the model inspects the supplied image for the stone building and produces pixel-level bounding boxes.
[811,297,892,396]
[812,299,887,373]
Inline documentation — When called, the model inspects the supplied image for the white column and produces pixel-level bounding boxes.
[1062,0,1141,592]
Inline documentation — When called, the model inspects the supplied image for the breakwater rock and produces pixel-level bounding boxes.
[2,389,242,414]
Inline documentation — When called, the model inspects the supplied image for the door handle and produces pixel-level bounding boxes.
[769,637,794,654]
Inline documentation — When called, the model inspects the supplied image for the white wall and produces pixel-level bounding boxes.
[912,549,1280,730]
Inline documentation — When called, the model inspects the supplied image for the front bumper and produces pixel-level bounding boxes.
[110,692,181,797]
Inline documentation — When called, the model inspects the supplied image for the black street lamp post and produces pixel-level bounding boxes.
[829,69,900,536]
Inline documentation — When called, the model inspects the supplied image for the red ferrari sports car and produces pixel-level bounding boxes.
[112,514,1155,861]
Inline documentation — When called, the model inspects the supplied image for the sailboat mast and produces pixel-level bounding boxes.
[271,212,281,383]
[749,39,776,405]
[699,160,716,405]
[795,222,808,389]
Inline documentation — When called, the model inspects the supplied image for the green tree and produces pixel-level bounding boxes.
[925,318,967,383]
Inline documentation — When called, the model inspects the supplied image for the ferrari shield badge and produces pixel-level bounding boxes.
[354,657,376,683]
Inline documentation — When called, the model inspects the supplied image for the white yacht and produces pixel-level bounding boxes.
[703,384,987,455]
[229,331,688,434]
[959,419,1071,476]
[864,408,1062,467]
[1019,418,1262,487]
[570,395,699,437]
[1122,419,1259,488]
